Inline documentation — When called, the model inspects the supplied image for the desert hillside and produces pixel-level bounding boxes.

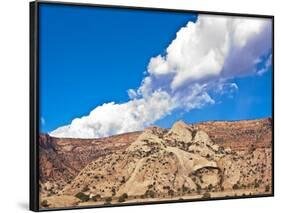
[39,118,272,209]
[197,118,272,150]
[39,131,140,193]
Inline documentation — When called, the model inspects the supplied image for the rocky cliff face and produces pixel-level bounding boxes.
[39,131,140,194]
[39,118,272,208]
[196,118,272,151]
[61,122,223,198]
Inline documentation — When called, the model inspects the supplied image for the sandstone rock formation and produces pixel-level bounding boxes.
[39,118,272,209]
[39,131,140,194]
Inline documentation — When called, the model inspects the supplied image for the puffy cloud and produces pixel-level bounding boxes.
[127,88,138,99]
[148,55,170,76]
[51,14,272,138]
[257,54,272,76]
[214,81,239,96]
[175,83,215,110]
[50,90,175,138]
[148,15,272,89]
[223,20,272,78]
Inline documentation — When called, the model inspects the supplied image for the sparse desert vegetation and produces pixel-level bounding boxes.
[39,118,272,209]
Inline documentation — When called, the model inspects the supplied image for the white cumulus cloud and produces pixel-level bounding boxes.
[147,15,272,90]
[257,54,272,76]
[50,14,272,138]
[50,90,175,138]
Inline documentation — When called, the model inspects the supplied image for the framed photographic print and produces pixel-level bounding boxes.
[30,1,274,211]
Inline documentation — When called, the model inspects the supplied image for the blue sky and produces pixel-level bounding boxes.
[39,3,272,134]
[155,71,272,128]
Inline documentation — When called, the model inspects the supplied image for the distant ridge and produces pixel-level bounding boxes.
[39,117,272,208]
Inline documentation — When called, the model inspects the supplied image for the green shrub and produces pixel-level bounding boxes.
[145,190,156,198]
[105,197,112,204]
[41,200,49,208]
[82,185,90,192]
[75,192,90,202]
[265,185,270,192]
[232,184,239,190]
[148,184,153,189]
[163,186,170,190]
[111,188,116,196]
[202,192,211,199]
[118,193,128,202]
[168,189,174,196]
[191,130,197,139]
[182,185,188,192]
[91,194,101,201]
[207,184,213,191]
[120,176,126,184]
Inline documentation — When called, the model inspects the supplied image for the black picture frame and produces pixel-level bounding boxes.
[30,1,274,211]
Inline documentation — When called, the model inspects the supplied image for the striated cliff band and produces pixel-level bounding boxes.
[39,118,272,209]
